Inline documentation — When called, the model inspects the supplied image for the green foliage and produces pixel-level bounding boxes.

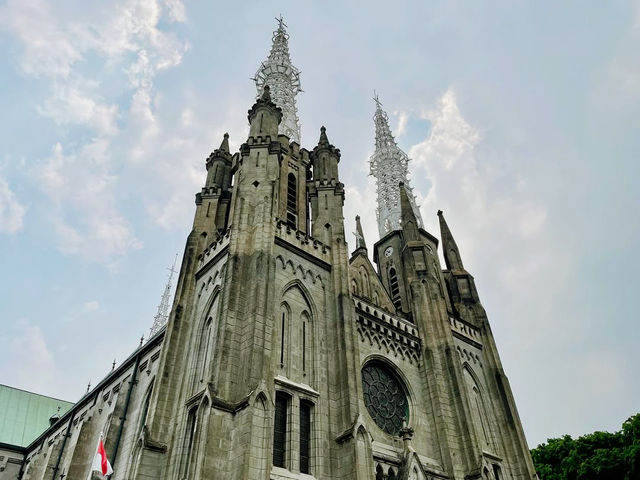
[531,414,640,480]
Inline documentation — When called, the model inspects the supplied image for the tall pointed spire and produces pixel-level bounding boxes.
[254,17,302,144]
[437,210,464,271]
[369,94,423,237]
[149,254,179,339]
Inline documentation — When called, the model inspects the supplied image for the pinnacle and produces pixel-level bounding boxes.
[354,215,367,252]
[219,133,230,153]
[318,126,330,146]
[261,85,272,101]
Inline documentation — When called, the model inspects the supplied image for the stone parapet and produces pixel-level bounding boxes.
[354,298,422,365]
[274,220,331,265]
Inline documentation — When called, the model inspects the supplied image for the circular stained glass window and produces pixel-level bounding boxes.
[362,361,409,435]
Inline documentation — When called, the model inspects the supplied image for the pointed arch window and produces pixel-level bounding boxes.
[299,400,312,474]
[193,294,219,391]
[138,380,154,433]
[273,392,289,468]
[181,406,198,478]
[286,173,297,227]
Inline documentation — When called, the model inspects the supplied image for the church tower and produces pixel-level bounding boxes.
[126,20,538,480]
[16,19,537,480]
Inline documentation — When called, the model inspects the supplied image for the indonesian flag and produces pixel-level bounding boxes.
[91,435,113,477]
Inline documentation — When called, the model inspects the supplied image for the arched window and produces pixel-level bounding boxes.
[300,400,312,474]
[389,267,402,311]
[273,392,289,468]
[286,173,297,227]
[138,380,154,433]
[181,406,198,478]
[463,367,492,449]
[279,286,315,385]
[193,295,219,391]
[278,307,288,371]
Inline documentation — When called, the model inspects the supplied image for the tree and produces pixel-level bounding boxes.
[531,414,640,480]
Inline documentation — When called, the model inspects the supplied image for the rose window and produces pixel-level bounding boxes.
[362,361,409,435]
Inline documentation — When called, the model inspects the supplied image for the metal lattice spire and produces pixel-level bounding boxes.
[149,254,178,339]
[369,94,423,237]
[253,16,302,144]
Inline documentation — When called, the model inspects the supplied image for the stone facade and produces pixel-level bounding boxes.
[10,40,537,480]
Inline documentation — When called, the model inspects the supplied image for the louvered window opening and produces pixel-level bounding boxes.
[300,401,312,474]
[389,268,401,310]
[286,173,297,227]
[273,393,288,468]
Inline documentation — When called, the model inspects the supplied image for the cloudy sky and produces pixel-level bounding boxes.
[1,0,639,448]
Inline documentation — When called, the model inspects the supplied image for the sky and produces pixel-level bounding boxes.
[0,0,639,449]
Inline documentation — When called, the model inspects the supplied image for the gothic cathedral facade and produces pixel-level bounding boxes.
[14,21,537,480]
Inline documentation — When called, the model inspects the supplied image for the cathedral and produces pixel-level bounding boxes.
[3,20,538,480]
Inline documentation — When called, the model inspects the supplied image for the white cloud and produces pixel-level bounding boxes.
[409,88,547,268]
[0,0,82,78]
[1,0,192,260]
[0,321,57,394]
[394,110,409,137]
[0,176,27,234]
[40,141,142,261]
[38,81,119,135]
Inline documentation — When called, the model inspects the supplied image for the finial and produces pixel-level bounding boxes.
[140,335,144,346]
[261,85,272,101]
[112,359,116,371]
[219,133,230,153]
[437,209,443,216]
[318,126,329,146]
[86,381,91,393]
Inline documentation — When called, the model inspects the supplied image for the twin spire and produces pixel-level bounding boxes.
[254,16,302,144]
[369,94,424,237]
[249,19,463,267]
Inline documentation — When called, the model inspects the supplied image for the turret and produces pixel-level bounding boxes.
[308,127,345,241]
[248,85,282,139]
[311,126,340,181]
[205,133,232,191]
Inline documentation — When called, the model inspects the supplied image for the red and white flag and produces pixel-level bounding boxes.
[91,434,113,477]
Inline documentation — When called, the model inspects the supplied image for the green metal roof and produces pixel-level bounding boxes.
[0,385,74,447]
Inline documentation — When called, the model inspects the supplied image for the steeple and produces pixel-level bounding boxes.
[369,94,423,237]
[254,17,302,144]
[437,210,464,271]
[353,215,367,255]
[149,254,178,339]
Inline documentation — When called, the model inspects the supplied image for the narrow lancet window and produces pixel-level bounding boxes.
[287,173,297,227]
[273,392,288,468]
[300,400,312,474]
